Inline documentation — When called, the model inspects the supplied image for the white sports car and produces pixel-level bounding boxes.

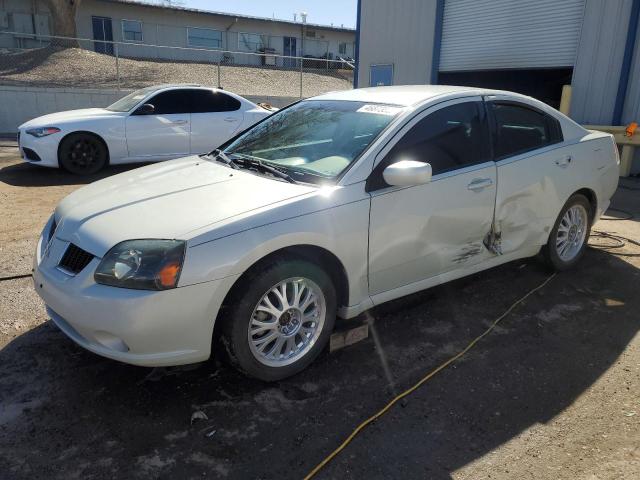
[17,84,275,174]
[33,86,619,381]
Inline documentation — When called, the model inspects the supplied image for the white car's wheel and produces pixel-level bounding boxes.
[221,258,336,381]
[541,194,592,271]
[58,133,108,175]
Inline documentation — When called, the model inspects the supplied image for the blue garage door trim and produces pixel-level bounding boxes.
[613,0,640,125]
[354,0,362,88]
[430,0,445,84]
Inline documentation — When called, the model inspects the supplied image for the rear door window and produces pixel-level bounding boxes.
[490,102,563,159]
[189,89,241,113]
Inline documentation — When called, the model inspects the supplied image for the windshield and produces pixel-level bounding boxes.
[223,100,402,184]
[106,86,162,112]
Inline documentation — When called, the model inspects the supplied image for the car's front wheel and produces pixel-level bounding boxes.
[541,194,592,271]
[58,133,108,175]
[220,258,336,381]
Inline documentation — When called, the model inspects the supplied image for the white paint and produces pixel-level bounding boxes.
[0,84,297,134]
[33,86,619,370]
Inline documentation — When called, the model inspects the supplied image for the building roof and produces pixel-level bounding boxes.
[99,0,356,33]
[312,85,492,106]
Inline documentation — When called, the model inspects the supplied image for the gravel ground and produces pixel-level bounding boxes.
[0,149,639,479]
[0,47,353,97]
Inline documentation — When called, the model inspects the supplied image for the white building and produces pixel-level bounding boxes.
[0,0,356,66]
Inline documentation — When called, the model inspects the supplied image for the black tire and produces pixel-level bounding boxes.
[541,194,592,271]
[220,258,336,382]
[58,133,108,175]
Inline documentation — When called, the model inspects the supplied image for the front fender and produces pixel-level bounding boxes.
[179,197,371,309]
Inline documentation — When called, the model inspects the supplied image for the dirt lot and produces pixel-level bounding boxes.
[0,47,353,98]
[0,144,639,479]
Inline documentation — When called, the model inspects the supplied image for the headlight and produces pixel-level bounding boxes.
[26,127,61,138]
[94,240,186,290]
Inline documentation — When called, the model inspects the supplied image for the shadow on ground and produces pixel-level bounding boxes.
[0,160,149,187]
[1,246,638,479]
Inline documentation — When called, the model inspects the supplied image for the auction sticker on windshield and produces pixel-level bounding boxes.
[356,104,404,116]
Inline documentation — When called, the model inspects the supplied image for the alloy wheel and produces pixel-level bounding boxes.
[248,277,326,367]
[555,204,588,261]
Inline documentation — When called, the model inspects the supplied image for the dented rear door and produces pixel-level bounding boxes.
[488,97,570,254]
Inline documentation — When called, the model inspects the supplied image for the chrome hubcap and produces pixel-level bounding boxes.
[556,205,588,261]
[248,277,326,367]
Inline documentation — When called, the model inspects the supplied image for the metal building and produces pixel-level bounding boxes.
[355,0,640,172]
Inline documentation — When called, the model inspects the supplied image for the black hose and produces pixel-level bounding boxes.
[0,273,32,282]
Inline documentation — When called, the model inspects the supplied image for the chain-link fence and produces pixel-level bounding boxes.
[0,31,355,99]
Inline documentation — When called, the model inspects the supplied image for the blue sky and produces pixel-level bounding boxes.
[145,0,358,28]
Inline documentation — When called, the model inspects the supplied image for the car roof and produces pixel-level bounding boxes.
[311,85,505,106]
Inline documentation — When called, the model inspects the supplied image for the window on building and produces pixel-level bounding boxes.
[239,32,266,51]
[188,89,241,112]
[187,27,222,49]
[491,102,562,159]
[122,19,143,42]
[305,29,316,38]
[338,43,347,55]
[381,101,490,179]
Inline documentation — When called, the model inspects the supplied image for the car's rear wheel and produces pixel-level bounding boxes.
[58,133,108,175]
[220,258,336,381]
[541,194,592,271]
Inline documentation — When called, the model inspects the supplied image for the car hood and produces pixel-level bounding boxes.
[19,108,119,128]
[54,156,317,256]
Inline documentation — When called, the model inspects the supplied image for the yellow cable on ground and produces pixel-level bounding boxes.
[304,272,557,480]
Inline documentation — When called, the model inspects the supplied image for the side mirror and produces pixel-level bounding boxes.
[383,160,432,187]
[135,103,155,115]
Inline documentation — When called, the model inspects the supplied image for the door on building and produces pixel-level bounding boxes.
[92,16,114,55]
[369,64,393,87]
[283,36,297,68]
[437,0,585,107]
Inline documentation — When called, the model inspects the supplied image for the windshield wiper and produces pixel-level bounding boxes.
[208,149,239,169]
[232,155,297,183]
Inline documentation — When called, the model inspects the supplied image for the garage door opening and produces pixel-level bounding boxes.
[438,68,573,109]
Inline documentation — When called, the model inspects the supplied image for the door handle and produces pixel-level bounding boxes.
[555,155,572,167]
[467,178,494,191]
[171,120,188,125]
[224,117,238,122]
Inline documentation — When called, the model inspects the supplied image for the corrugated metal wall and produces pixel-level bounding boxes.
[357,0,438,87]
[439,0,585,72]
[570,0,633,124]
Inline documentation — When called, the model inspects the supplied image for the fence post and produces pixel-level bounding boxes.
[114,43,121,91]
[217,60,221,89]
[300,57,303,98]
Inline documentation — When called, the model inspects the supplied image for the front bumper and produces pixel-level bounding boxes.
[33,233,234,367]
[18,128,61,168]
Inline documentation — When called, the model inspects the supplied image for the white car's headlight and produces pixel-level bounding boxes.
[94,240,186,290]
[26,127,61,138]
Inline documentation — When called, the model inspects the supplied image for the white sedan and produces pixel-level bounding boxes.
[33,86,619,381]
[17,84,274,174]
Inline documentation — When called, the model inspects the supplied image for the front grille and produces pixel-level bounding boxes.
[59,244,94,274]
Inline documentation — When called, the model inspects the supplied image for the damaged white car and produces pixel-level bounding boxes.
[33,86,619,381]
